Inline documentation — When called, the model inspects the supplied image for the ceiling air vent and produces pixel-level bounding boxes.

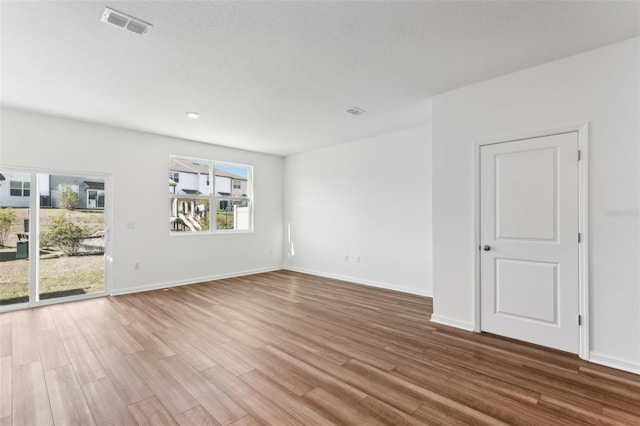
[346,107,366,116]
[101,7,153,35]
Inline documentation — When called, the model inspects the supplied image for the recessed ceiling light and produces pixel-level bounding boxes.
[346,107,366,116]
[186,112,200,119]
[101,7,153,35]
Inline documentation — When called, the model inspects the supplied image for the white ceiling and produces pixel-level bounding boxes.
[1,1,639,156]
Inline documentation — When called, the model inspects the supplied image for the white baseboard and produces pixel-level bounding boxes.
[110,266,284,296]
[589,352,640,375]
[429,313,475,331]
[283,266,432,298]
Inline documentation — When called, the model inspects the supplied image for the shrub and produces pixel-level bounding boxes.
[0,207,16,247]
[60,186,81,211]
[41,214,87,256]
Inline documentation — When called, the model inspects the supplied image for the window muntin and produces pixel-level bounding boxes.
[169,157,252,233]
[9,180,29,197]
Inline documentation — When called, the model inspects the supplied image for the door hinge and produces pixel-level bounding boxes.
[578,150,582,161]
[578,232,581,243]
[578,315,582,326]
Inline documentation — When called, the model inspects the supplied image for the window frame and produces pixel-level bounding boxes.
[9,180,29,197]
[169,155,253,235]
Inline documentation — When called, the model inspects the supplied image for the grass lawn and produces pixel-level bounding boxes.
[0,254,104,305]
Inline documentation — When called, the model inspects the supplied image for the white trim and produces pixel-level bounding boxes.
[0,302,30,314]
[110,266,283,296]
[577,124,590,360]
[589,352,640,375]
[283,266,433,298]
[472,123,590,358]
[32,291,108,308]
[430,314,475,331]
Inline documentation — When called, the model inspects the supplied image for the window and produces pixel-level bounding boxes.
[169,171,179,183]
[10,180,29,197]
[169,156,252,233]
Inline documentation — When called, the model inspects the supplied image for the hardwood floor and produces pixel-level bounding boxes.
[1,270,640,425]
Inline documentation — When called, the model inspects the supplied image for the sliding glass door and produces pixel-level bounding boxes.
[0,169,109,310]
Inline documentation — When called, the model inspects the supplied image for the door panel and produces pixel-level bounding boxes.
[38,174,105,302]
[0,169,32,307]
[495,259,557,323]
[480,132,579,353]
[496,148,557,241]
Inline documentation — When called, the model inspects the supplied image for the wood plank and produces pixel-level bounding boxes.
[175,406,222,426]
[124,321,175,360]
[184,334,253,376]
[93,345,154,404]
[128,396,179,426]
[12,361,54,426]
[44,364,95,426]
[359,396,429,426]
[81,376,137,426]
[221,341,315,396]
[303,387,386,426]
[178,348,218,371]
[292,349,421,413]
[261,344,367,403]
[11,315,40,366]
[240,369,337,425]
[127,351,199,416]
[37,327,70,371]
[0,324,11,358]
[0,357,11,419]
[158,355,247,425]
[61,332,107,385]
[203,365,302,426]
[229,415,262,426]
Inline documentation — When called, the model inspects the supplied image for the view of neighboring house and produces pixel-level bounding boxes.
[169,158,248,202]
[0,172,105,209]
[0,171,32,208]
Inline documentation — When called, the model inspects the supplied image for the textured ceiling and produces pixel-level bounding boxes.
[1,1,639,155]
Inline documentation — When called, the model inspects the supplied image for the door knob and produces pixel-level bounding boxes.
[482,245,491,251]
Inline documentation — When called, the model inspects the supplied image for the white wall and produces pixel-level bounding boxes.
[432,38,640,372]
[0,108,284,294]
[284,125,433,296]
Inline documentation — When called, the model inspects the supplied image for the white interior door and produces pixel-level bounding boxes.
[480,132,579,353]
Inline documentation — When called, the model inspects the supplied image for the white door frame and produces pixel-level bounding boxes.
[472,123,590,359]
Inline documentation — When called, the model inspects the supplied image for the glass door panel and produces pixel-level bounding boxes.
[0,169,32,307]
[38,174,105,301]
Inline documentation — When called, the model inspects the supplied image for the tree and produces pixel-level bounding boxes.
[60,186,81,211]
[41,214,87,256]
[0,207,16,247]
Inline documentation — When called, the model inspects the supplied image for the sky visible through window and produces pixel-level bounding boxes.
[217,163,248,179]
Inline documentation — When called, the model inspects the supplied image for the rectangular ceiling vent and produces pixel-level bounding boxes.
[101,7,152,35]
[346,107,366,116]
